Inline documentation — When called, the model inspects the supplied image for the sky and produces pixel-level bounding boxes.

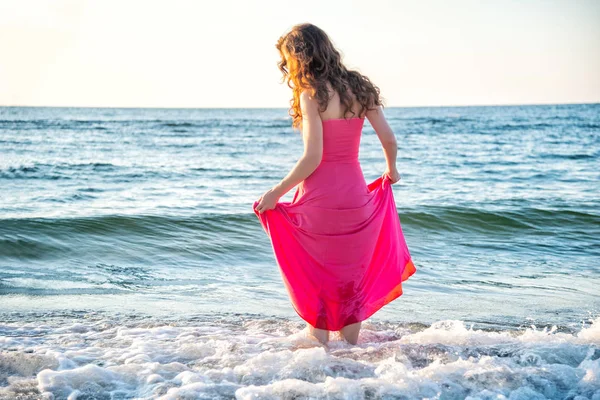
[0,0,599,108]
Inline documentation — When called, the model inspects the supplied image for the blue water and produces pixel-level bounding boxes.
[0,104,599,399]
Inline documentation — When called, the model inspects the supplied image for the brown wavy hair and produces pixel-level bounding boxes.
[276,23,385,130]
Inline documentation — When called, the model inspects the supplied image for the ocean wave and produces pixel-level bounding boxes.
[0,163,118,180]
[0,207,597,262]
[0,213,257,236]
[0,163,260,181]
[0,206,597,240]
[400,206,600,234]
[0,313,598,399]
[0,118,293,131]
[0,213,262,262]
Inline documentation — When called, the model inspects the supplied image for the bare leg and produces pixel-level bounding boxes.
[340,321,361,345]
[306,322,329,345]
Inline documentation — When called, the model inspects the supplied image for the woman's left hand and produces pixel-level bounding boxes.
[255,187,281,214]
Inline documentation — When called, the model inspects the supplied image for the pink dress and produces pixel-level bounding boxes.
[252,117,416,331]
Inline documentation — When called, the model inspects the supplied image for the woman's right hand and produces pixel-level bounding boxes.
[382,166,401,184]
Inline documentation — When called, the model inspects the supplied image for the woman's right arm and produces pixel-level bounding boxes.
[365,106,401,183]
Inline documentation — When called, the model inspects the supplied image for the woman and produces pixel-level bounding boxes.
[253,23,416,346]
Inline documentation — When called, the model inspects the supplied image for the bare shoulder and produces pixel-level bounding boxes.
[300,90,320,118]
[320,81,361,119]
[300,90,318,106]
[365,105,385,123]
[366,105,395,143]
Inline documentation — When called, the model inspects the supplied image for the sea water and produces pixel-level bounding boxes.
[0,104,598,399]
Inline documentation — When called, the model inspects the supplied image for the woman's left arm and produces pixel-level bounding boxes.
[255,91,323,213]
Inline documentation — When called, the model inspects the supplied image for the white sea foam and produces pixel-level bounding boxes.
[0,316,598,399]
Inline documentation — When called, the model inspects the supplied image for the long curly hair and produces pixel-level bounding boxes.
[276,23,385,130]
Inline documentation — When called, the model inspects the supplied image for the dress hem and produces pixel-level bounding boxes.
[294,258,417,331]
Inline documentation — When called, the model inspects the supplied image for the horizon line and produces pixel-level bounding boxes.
[0,100,598,110]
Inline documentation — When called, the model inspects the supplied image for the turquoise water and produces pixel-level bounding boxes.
[0,104,599,398]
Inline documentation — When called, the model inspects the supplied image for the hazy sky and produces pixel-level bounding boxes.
[1,0,599,108]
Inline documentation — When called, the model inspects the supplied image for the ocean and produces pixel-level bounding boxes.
[0,104,598,399]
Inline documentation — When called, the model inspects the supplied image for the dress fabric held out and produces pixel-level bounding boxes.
[253,117,416,331]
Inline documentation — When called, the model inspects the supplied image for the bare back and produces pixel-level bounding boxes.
[319,82,396,148]
[319,82,363,121]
